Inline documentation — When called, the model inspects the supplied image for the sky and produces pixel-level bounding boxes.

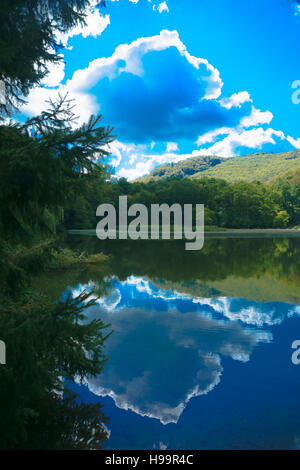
[20,0,300,180]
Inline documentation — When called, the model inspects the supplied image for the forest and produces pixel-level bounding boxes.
[63,173,300,230]
[138,151,300,183]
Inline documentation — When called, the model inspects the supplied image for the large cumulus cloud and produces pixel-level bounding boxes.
[23,29,245,142]
[84,306,257,424]
[21,28,300,178]
[89,44,251,143]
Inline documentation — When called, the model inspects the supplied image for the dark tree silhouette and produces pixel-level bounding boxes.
[0,1,106,113]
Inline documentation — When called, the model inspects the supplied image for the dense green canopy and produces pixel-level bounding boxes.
[64,174,300,230]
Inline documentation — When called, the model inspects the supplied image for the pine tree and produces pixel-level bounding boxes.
[0,94,114,242]
[0,0,106,113]
[0,290,112,449]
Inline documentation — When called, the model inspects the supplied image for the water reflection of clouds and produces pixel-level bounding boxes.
[70,275,300,424]
[72,275,300,327]
[72,281,122,312]
[193,297,300,327]
[129,276,300,326]
[85,307,257,424]
[124,276,192,302]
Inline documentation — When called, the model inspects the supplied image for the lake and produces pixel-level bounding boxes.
[35,236,300,450]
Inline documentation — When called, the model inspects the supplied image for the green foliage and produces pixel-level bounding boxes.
[70,236,300,295]
[65,175,299,229]
[0,290,111,449]
[17,391,109,450]
[0,0,112,450]
[138,150,300,184]
[274,210,290,228]
[272,169,300,225]
[195,150,300,182]
[48,246,109,269]
[204,207,218,226]
[0,239,56,296]
[0,95,114,242]
[137,155,224,182]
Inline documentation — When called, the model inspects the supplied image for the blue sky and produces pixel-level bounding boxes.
[21,0,300,179]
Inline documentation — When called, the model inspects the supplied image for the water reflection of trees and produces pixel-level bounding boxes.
[67,236,300,285]
[0,290,112,449]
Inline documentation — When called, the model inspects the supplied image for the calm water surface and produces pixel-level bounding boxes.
[37,237,300,449]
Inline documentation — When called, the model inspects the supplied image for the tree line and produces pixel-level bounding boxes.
[63,175,300,230]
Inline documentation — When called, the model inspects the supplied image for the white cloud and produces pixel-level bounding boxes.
[107,140,148,167]
[195,103,273,147]
[196,127,232,146]
[287,135,300,148]
[66,29,222,99]
[196,127,286,158]
[23,3,110,117]
[194,97,300,158]
[22,86,98,125]
[22,29,223,126]
[219,91,251,109]
[55,7,110,49]
[192,96,276,158]
[157,1,169,13]
[112,0,169,11]
[110,123,300,181]
[166,142,179,152]
[21,26,300,176]
[240,106,273,128]
[41,54,66,88]
[117,159,157,180]
[116,148,199,180]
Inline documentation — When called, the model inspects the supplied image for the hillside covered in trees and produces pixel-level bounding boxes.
[64,171,300,230]
[137,150,300,183]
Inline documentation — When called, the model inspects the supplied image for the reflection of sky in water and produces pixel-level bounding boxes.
[71,275,300,327]
[67,276,300,449]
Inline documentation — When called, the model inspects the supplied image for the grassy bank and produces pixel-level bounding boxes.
[48,246,109,270]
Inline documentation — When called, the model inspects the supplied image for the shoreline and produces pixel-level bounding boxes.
[68,228,300,239]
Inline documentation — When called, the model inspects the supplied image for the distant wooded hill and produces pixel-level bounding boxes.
[136,150,300,184]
